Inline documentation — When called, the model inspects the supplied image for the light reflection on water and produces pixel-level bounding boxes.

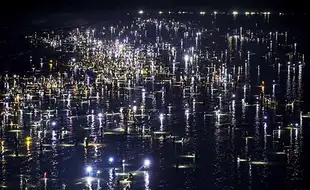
[0,12,307,190]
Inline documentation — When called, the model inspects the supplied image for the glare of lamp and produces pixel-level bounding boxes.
[144,159,151,167]
[86,166,92,173]
[159,113,164,120]
[184,55,189,62]
[109,157,114,163]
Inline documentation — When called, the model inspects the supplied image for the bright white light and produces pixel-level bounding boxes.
[245,12,249,15]
[159,11,163,14]
[185,109,189,117]
[133,106,137,112]
[138,10,144,14]
[214,11,217,15]
[122,159,125,163]
[233,11,238,15]
[86,166,92,173]
[51,122,56,126]
[144,159,151,167]
[200,11,206,15]
[98,113,103,118]
[232,94,235,98]
[159,113,164,120]
[142,88,146,92]
[264,116,267,120]
[184,55,189,62]
[72,58,76,62]
[109,157,114,163]
[97,170,101,174]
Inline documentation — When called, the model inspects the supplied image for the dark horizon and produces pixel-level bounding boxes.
[1,0,308,16]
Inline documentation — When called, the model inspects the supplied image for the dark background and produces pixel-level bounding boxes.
[1,0,308,15]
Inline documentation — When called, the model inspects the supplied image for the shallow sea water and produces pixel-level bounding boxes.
[0,12,307,190]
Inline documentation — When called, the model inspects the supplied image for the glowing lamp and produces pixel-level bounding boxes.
[144,159,151,167]
[159,113,164,120]
[109,157,114,163]
[86,166,92,173]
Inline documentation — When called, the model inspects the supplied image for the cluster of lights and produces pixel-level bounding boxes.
[85,157,150,177]
[136,10,273,16]
[7,10,302,188]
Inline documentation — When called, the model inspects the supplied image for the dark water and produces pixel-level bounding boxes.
[0,12,307,190]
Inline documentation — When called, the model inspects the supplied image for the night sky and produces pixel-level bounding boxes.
[2,0,308,14]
